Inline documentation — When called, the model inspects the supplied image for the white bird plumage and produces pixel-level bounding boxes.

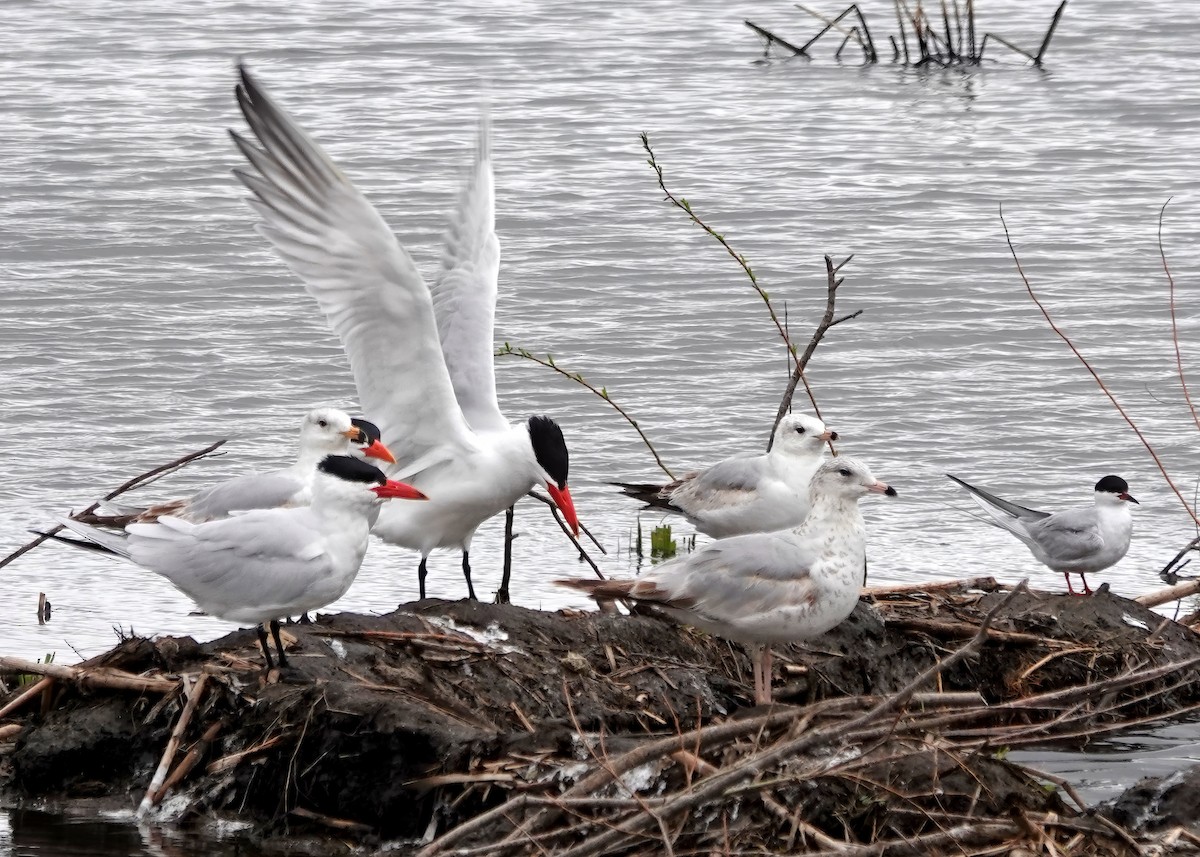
[228,66,577,601]
[612,414,837,538]
[54,456,426,668]
[947,473,1138,595]
[93,408,396,525]
[562,457,896,705]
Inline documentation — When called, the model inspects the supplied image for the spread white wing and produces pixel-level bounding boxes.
[430,110,508,434]
[230,66,478,479]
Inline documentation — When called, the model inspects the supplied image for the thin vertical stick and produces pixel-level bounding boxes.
[1160,199,1199,433]
[497,505,516,605]
[1034,0,1068,65]
[138,673,208,818]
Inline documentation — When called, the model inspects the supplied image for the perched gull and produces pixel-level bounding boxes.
[53,456,427,669]
[611,413,837,537]
[229,65,578,602]
[947,473,1138,595]
[561,457,895,705]
[91,408,395,525]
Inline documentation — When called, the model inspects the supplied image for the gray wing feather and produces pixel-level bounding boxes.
[1025,510,1105,563]
[184,473,304,520]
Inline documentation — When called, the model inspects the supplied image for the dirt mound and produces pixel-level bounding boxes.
[3,580,1200,854]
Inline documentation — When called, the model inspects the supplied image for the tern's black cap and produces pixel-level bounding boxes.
[319,454,386,485]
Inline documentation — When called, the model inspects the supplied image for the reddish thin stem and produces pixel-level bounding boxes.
[1161,198,1200,433]
[999,205,1200,528]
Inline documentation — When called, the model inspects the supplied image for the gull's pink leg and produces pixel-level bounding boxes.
[1080,572,1093,595]
[1063,572,1077,596]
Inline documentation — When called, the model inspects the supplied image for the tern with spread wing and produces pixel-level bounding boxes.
[612,414,836,537]
[89,408,395,526]
[561,458,895,706]
[947,473,1137,595]
[54,456,426,669]
[229,66,577,601]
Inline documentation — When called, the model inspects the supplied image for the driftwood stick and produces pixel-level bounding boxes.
[155,718,224,805]
[1137,578,1200,609]
[862,576,1000,597]
[0,657,178,695]
[139,673,208,817]
[0,724,22,742]
[0,677,54,719]
[0,439,227,572]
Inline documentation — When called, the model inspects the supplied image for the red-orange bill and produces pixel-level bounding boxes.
[546,483,579,536]
[372,480,427,500]
[362,439,397,464]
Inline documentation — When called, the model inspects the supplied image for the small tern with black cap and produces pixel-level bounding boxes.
[947,473,1137,595]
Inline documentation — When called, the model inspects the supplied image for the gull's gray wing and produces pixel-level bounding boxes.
[640,532,820,625]
[183,472,305,520]
[670,455,770,513]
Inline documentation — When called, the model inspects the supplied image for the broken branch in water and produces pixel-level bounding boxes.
[751,0,1065,67]
[0,439,228,572]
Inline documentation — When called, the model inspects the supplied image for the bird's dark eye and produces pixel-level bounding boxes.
[795,426,806,434]
[318,420,328,428]
[838,468,851,477]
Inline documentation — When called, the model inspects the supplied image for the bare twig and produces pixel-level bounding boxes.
[641,133,797,366]
[768,254,863,448]
[497,345,673,480]
[999,205,1200,529]
[0,440,227,571]
[1160,198,1199,434]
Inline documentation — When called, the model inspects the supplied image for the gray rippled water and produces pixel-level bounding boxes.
[2,1,1200,848]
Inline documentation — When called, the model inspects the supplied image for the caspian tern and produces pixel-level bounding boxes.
[947,473,1137,596]
[561,458,896,706]
[229,65,578,601]
[54,455,426,669]
[612,414,837,537]
[90,407,395,526]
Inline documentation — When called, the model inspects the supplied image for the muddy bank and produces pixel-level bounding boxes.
[3,579,1200,854]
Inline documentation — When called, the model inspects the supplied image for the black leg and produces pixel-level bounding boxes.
[270,619,289,669]
[418,556,429,600]
[462,550,478,601]
[496,506,515,605]
[256,624,275,670]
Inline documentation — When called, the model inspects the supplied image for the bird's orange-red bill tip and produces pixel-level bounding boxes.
[372,480,427,500]
[362,439,397,465]
[547,483,579,536]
